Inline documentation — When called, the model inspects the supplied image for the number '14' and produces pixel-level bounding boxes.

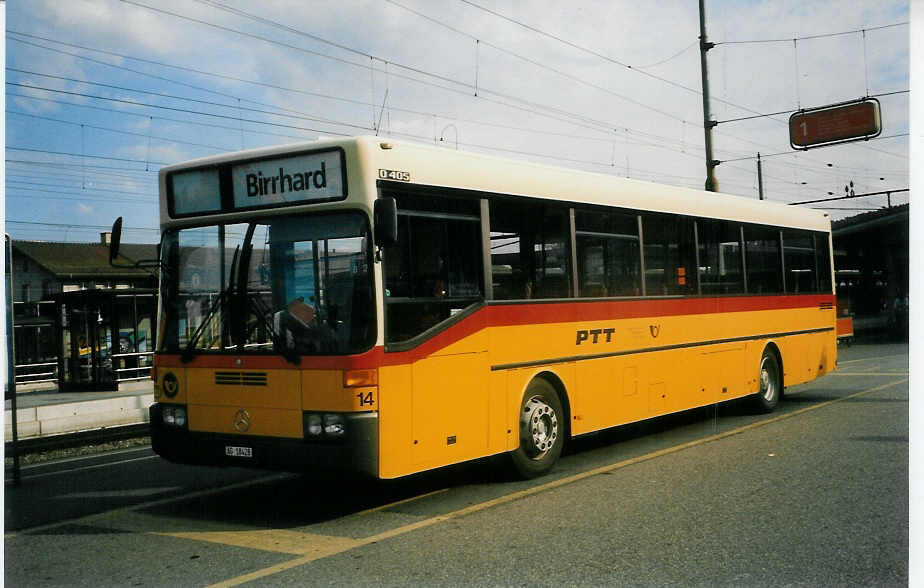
[357,391,374,407]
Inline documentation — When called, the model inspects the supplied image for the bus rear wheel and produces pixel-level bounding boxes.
[752,347,782,413]
[509,379,564,479]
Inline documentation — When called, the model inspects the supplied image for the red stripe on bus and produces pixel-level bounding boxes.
[154,294,834,371]
[486,294,833,326]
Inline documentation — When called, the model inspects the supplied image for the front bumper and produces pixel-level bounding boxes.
[149,404,378,477]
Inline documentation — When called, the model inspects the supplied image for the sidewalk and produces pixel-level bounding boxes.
[5,382,154,442]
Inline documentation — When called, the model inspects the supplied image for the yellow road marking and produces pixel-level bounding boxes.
[207,377,908,588]
[352,487,449,517]
[838,353,908,365]
[158,529,360,556]
[4,472,293,539]
[829,372,909,376]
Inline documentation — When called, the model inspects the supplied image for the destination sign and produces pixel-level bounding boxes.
[789,99,881,150]
[170,168,222,216]
[231,150,345,209]
[167,148,347,217]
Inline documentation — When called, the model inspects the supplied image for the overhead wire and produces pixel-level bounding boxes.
[7,91,316,144]
[6,31,653,144]
[714,21,908,45]
[382,0,689,124]
[7,109,235,153]
[454,0,909,168]
[8,85,715,183]
[113,1,693,137]
[6,33,659,149]
[7,73,372,132]
[7,81,357,136]
[9,25,888,187]
[5,2,908,240]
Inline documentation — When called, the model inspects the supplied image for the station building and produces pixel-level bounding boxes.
[9,234,158,391]
[832,203,909,339]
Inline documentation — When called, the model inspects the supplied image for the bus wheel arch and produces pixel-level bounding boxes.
[535,371,571,441]
[508,373,569,479]
[753,342,784,413]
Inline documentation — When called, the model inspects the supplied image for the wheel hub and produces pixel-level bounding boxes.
[760,357,776,401]
[521,395,559,460]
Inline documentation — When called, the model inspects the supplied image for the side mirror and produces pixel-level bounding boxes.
[373,197,398,247]
[109,217,123,265]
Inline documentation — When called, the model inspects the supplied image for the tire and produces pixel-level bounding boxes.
[509,378,565,479]
[752,347,782,413]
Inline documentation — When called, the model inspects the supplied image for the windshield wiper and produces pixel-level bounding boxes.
[181,244,240,363]
[235,223,300,364]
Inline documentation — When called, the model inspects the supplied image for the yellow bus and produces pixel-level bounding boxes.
[122,136,836,479]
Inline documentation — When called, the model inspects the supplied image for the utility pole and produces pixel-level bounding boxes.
[757,153,764,200]
[5,235,21,485]
[698,0,718,192]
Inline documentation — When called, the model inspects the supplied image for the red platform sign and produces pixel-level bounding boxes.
[789,99,881,149]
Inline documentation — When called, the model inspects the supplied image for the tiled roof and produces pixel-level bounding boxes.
[12,241,158,279]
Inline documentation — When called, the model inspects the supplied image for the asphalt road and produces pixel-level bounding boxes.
[5,342,909,587]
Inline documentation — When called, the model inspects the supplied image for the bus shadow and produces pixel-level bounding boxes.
[132,459,499,531]
[565,397,757,457]
[122,395,836,532]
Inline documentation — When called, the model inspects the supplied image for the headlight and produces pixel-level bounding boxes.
[305,413,323,437]
[162,405,187,428]
[323,414,345,437]
[304,412,347,440]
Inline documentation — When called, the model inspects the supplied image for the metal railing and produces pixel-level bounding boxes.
[14,352,155,386]
[111,351,154,382]
[14,362,58,385]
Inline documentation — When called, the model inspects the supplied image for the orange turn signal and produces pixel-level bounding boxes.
[343,369,378,388]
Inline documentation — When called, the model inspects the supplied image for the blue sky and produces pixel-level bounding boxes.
[3,0,912,244]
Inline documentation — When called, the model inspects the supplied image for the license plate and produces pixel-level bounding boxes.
[225,446,253,458]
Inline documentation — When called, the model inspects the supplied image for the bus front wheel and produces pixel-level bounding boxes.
[752,347,782,413]
[509,379,564,479]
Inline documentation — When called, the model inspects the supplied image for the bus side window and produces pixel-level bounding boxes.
[814,232,832,293]
[575,208,641,298]
[489,199,572,300]
[782,229,817,293]
[744,224,784,294]
[383,192,484,344]
[698,219,744,295]
[641,213,697,296]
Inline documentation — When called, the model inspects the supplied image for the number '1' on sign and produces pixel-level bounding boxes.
[789,99,881,150]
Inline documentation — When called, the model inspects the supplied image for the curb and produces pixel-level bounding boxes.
[5,394,154,441]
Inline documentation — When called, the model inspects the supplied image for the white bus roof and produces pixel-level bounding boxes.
[160,136,830,233]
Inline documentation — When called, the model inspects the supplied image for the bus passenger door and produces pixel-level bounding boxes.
[379,189,489,475]
[410,346,489,470]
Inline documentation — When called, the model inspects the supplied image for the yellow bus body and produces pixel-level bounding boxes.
[151,137,835,479]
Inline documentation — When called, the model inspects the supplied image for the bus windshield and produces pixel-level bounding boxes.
[158,211,374,357]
